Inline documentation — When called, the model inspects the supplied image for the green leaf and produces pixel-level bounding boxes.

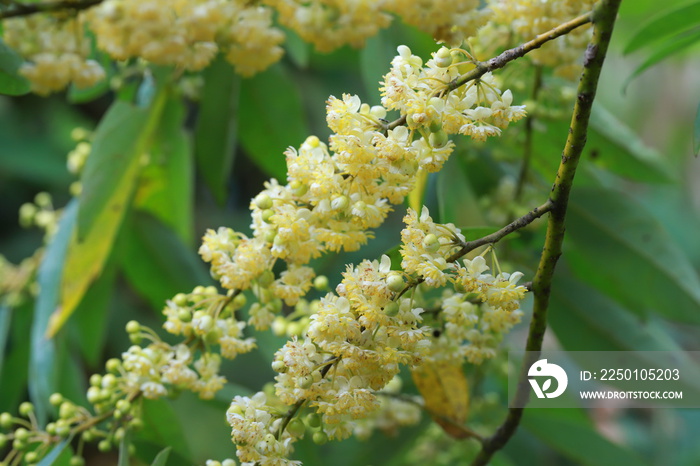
[137,399,191,461]
[360,29,395,103]
[624,1,700,54]
[437,156,485,227]
[69,258,116,367]
[532,112,673,185]
[566,186,700,324]
[119,430,132,466]
[30,200,78,425]
[283,27,310,68]
[78,95,166,239]
[194,56,240,203]
[625,27,700,85]
[0,301,32,413]
[694,101,700,156]
[150,447,172,466]
[52,93,168,336]
[549,271,700,395]
[0,305,11,378]
[522,409,647,466]
[37,435,74,466]
[0,37,31,96]
[589,105,675,183]
[120,213,212,310]
[136,97,194,242]
[550,271,684,352]
[239,64,308,181]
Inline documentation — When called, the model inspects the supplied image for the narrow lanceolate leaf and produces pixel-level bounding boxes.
[239,63,308,181]
[566,186,700,325]
[523,410,646,466]
[694,101,700,156]
[135,97,194,243]
[118,430,132,466]
[0,305,11,378]
[625,28,700,85]
[195,56,240,204]
[37,435,74,466]
[589,105,674,183]
[437,156,485,229]
[0,37,31,96]
[30,200,78,425]
[624,1,700,54]
[78,94,166,238]
[121,213,212,310]
[411,360,470,439]
[49,92,168,337]
[549,273,700,398]
[360,29,395,103]
[150,447,172,466]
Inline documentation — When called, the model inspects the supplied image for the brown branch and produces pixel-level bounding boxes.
[446,201,553,263]
[387,11,593,131]
[0,0,102,19]
[395,201,551,300]
[515,65,543,201]
[469,1,623,464]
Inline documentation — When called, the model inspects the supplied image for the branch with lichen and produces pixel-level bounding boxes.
[470,1,622,464]
[0,0,102,19]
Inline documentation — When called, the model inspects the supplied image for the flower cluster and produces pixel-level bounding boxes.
[382,45,527,142]
[384,0,491,47]
[400,206,464,287]
[398,207,528,364]
[89,0,284,75]
[0,285,257,465]
[227,392,301,466]
[265,0,391,52]
[3,0,284,94]
[3,15,105,95]
[201,44,522,328]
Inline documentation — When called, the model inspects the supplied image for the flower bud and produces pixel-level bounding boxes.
[271,360,287,373]
[19,402,34,416]
[306,413,322,428]
[384,302,400,317]
[312,431,328,445]
[261,209,275,223]
[434,47,453,68]
[258,270,275,288]
[254,193,273,210]
[125,320,140,334]
[287,418,306,437]
[386,273,405,293]
[48,393,63,408]
[423,233,441,253]
[313,275,329,291]
[429,129,449,148]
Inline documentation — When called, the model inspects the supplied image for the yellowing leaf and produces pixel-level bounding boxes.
[47,91,168,337]
[411,359,470,439]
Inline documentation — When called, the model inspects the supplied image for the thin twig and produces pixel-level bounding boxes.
[447,201,553,263]
[395,201,551,300]
[0,0,101,19]
[378,391,485,442]
[470,1,622,464]
[515,66,543,201]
